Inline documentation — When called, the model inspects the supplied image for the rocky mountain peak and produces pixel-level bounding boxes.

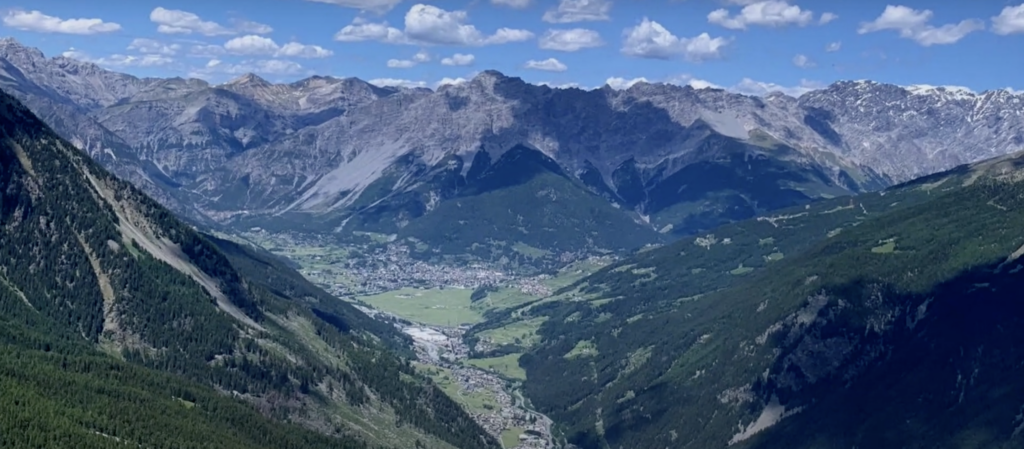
[0,36,43,59]
[225,72,271,87]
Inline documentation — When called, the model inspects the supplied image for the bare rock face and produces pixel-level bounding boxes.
[1,38,1022,239]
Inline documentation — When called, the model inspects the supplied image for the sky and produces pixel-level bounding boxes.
[1,0,1023,96]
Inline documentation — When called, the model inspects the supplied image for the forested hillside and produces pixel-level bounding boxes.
[476,151,1024,448]
[0,88,498,449]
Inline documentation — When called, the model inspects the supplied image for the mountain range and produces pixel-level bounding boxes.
[3,37,1022,262]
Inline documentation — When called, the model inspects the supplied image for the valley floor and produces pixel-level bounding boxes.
[345,302,555,448]
[241,231,585,448]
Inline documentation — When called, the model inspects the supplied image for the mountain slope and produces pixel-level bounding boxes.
[0,88,498,449]
[477,151,1024,449]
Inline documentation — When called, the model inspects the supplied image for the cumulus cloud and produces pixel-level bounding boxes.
[189,44,226,57]
[604,76,648,90]
[334,18,410,43]
[539,28,604,51]
[621,18,729,61]
[367,76,471,89]
[825,41,841,52]
[441,53,475,66]
[127,38,180,55]
[707,1,817,29]
[537,81,583,89]
[150,7,233,35]
[386,59,416,68]
[491,0,531,8]
[191,58,306,79]
[603,74,720,91]
[276,42,334,58]
[335,4,533,46]
[223,35,333,58]
[436,77,468,87]
[543,0,612,24]
[792,53,814,68]
[369,78,428,88]
[732,78,823,96]
[992,4,1024,35]
[62,48,173,67]
[666,74,721,89]
[304,0,403,13]
[602,73,820,97]
[819,12,838,25]
[525,58,568,72]
[231,19,273,34]
[858,5,984,46]
[3,9,121,34]
[387,49,431,67]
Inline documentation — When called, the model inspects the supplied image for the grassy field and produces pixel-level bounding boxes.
[541,259,611,290]
[414,363,500,415]
[358,287,484,326]
[466,353,527,380]
[477,317,547,348]
[470,287,539,313]
[501,427,525,448]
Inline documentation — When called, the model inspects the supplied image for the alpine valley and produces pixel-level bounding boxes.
[4,34,1024,449]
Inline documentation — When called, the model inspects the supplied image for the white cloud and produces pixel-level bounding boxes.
[231,19,273,34]
[405,4,534,45]
[825,41,841,52]
[224,35,279,55]
[413,49,431,62]
[276,42,333,58]
[304,0,403,13]
[792,53,814,68]
[858,5,984,46]
[62,48,173,67]
[387,59,417,68]
[732,78,823,96]
[150,7,233,36]
[665,74,721,89]
[335,5,533,46]
[441,53,475,66]
[525,57,568,72]
[368,76,471,89]
[707,1,814,29]
[539,28,604,51]
[436,77,468,87]
[387,49,431,68]
[491,0,531,8]
[992,4,1024,35]
[3,9,121,35]
[189,44,226,57]
[191,58,305,79]
[621,18,729,61]
[369,78,428,88]
[603,73,820,96]
[543,0,612,24]
[127,38,180,55]
[537,81,583,89]
[604,76,648,90]
[223,35,333,58]
[334,18,409,43]
[819,12,838,25]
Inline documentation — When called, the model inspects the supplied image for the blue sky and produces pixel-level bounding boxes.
[2,0,1023,95]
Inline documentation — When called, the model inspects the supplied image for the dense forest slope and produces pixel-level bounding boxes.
[478,151,1024,448]
[0,88,498,449]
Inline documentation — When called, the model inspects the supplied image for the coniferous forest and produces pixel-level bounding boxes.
[0,88,498,449]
